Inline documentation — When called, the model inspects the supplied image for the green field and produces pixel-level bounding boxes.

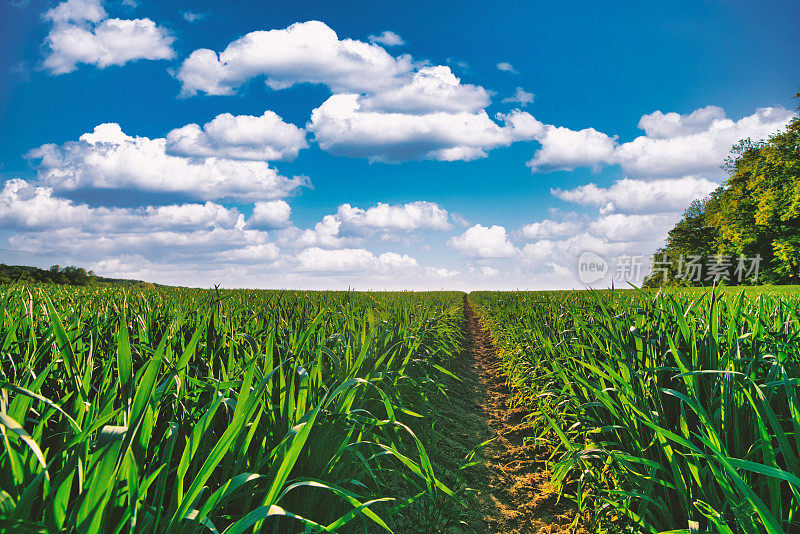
[0,286,469,533]
[471,285,800,533]
[2,283,800,533]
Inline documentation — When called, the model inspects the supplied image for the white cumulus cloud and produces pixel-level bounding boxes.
[1,177,294,273]
[358,66,490,115]
[613,106,794,178]
[527,125,618,172]
[166,111,308,161]
[552,176,719,214]
[526,105,795,178]
[448,224,518,258]
[176,21,553,164]
[336,201,451,231]
[42,0,174,74]
[520,219,582,240]
[27,123,307,201]
[637,105,726,139]
[250,200,292,228]
[309,95,539,162]
[296,247,418,273]
[0,178,245,231]
[176,20,411,96]
[589,213,677,242]
[277,201,452,249]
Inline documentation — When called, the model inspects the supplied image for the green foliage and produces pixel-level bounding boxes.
[645,91,800,287]
[471,287,800,533]
[0,285,468,533]
[0,264,97,286]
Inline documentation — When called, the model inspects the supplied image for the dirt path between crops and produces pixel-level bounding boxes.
[435,296,587,534]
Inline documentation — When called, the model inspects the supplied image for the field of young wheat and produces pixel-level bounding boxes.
[470,287,800,533]
[3,283,800,533]
[0,286,468,533]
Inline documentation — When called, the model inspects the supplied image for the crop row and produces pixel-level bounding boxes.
[0,286,466,533]
[470,287,800,533]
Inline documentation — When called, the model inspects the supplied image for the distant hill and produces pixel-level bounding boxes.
[0,263,158,287]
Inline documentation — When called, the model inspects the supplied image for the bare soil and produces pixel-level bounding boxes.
[432,296,588,534]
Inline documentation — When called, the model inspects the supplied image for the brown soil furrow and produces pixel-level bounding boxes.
[460,295,587,534]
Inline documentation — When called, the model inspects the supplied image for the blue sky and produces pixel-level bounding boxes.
[0,0,798,289]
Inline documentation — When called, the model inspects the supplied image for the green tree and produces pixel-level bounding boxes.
[645,90,800,286]
[644,193,722,287]
[714,102,800,282]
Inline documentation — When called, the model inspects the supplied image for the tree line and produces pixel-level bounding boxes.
[645,91,800,287]
[0,264,96,286]
[0,264,154,287]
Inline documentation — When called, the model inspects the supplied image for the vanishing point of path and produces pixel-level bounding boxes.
[431,296,587,534]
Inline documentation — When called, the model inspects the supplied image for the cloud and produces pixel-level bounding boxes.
[1,178,92,229]
[2,180,428,283]
[378,251,419,270]
[278,215,349,249]
[502,87,533,107]
[636,105,726,139]
[250,200,291,228]
[482,266,498,277]
[552,176,719,214]
[10,61,31,82]
[426,266,459,278]
[0,178,242,232]
[176,20,411,96]
[511,175,720,280]
[176,21,490,115]
[519,219,582,240]
[296,247,417,273]
[135,202,242,230]
[27,123,307,201]
[176,21,553,164]
[309,95,539,162]
[589,213,677,242]
[519,233,633,270]
[165,111,308,161]
[448,224,518,258]
[277,201,452,249]
[43,0,105,24]
[613,106,794,178]
[181,10,206,23]
[4,183,550,290]
[470,265,499,277]
[526,105,795,178]
[358,66,490,114]
[10,225,277,268]
[217,243,279,262]
[516,217,664,278]
[496,62,517,73]
[336,201,451,231]
[1,178,290,270]
[512,174,724,283]
[42,0,174,74]
[526,125,617,172]
[368,30,405,47]
[1,175,682,290]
